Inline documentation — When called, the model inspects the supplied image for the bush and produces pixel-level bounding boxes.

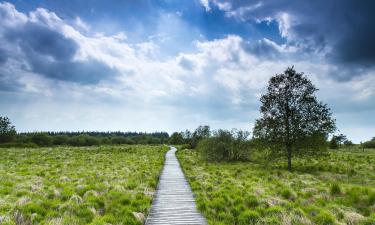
[31,133,52,146]
[363,140,375,149]
[52,135,69,145]
[198,129,251,162]
[329,137,339,149]
[68,135,100,146]
[0,142,38,148]
[179,144,191,150]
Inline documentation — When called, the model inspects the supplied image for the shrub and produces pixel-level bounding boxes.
[31,133,52,146]
[52,135,69,145]
[198,129,251,161]
[179,144,191,150]
[363,140,375,149]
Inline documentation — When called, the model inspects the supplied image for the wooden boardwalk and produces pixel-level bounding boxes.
[145,147,207,225]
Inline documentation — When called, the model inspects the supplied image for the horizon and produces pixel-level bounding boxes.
[1,0,375,143]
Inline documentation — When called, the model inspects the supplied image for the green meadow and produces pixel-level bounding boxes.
[178,147,375,225]
[0,145,168,225]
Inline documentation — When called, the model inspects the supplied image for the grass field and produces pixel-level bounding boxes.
[0,145,168,225]
[177,148,375,225]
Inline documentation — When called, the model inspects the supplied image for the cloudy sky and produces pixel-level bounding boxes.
[1,0,374,142]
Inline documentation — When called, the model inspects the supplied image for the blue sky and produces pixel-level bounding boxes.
[1,0,375,142]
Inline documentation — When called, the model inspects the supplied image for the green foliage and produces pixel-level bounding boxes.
[0,131,169,147]
[0,116,16,143]
[31,133,52,146]
[238,210,260,225]
[190,125,211,148]
[329,137,339,149]
[314,211,336,225]
[0,145,168,224]
[198,129,251,161]
[363,137,375,149]
[330,183,342,195]
[169,132,184,145]
[253,67,336,170]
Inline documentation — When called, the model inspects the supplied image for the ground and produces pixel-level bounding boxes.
[177,148,375,225]
[0,145,168,225]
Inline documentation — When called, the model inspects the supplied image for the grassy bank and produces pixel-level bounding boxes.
[0,145,168,225]
[177,148,375,225]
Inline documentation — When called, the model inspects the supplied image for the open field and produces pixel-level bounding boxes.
[0,145,168,225]
[178,148,375,225]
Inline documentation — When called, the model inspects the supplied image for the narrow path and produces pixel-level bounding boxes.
[145,147,207,225]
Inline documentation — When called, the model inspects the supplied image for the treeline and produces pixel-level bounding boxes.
[0,129,169,148]
[362,137,375,148]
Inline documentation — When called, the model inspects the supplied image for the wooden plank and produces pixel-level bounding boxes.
[145,147,207,225]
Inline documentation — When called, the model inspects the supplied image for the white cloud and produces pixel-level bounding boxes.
[200,0,210,11]
[1,2,374,143]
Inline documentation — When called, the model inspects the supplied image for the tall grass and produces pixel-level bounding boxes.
[177,148,375,225]
[0,145,168,225]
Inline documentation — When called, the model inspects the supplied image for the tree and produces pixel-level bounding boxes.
[253,67,336,171]
[334,133,347,146]
[0,116,16,143]
[329,136,339,149]
[191,125,211,148]
[343,140,353,146]
[169,132,184,145]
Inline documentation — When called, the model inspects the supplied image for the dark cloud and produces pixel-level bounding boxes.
[2,22,117,84]
[0,73,21,92]
[6,23,78,61]
[0,48,8,65]
[29,54,117,84]
[216,0,375,72]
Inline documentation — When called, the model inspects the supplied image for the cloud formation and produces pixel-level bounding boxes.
[0,1,374,142]
[207,0,375,70]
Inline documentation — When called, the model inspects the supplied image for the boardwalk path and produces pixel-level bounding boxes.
[145,146,207,225]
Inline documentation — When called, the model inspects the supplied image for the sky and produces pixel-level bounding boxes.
[0,0,374,142]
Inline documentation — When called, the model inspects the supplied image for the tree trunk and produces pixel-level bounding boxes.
[287,144,292,171]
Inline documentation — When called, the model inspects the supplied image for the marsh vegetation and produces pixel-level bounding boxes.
[178,147,375,225]
[0,145,168,225]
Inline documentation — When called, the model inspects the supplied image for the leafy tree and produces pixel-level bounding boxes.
[0,116,16,143]
[169,132,184,145]
[334,133,347,146]
[343,140,354,146]
[253,67,336,171]
[191,125,210,148]
[329,136,339,149]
